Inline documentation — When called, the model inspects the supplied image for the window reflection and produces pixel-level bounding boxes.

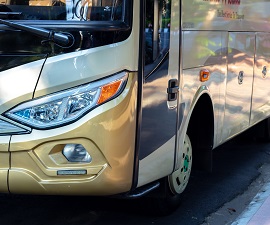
[0,0,123,21]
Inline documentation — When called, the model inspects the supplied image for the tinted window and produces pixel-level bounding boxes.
[0,0,123,21]
[145,0,171,66]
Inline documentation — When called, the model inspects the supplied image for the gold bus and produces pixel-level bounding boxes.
[0,0,270,214]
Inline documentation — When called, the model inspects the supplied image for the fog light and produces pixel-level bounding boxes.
[62,144,92,163]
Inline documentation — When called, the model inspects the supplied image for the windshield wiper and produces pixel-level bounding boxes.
[0,19,74,48]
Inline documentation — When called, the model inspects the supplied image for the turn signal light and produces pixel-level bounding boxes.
[200,69,210,82]
[98,80,122,104]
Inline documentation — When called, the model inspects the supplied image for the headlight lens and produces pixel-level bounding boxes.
[5,72,128,129]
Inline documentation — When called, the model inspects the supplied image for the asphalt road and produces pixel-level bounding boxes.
[1,136,270,225]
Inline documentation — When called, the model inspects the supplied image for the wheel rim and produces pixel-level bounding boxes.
[169,134,192,194]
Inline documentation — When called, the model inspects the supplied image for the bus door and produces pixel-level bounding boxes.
[138,0,180,186]
[222,32,255,140]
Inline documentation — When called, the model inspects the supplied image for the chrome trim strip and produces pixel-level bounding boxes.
[0,115,31,133]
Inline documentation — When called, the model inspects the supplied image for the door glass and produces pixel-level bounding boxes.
[145,0,171,67]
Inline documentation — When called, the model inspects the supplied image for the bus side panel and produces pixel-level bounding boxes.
[222,33,255,141]
[182,0,270,32]
[182,0,270,143]
[180,31,227,149]
[251,33,270,125]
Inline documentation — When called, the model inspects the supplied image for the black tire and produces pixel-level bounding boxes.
[145,178,182,216]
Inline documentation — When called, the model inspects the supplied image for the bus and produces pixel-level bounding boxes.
[0,0,270,214]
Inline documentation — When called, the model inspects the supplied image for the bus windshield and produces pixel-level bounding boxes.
[0,0,124,22]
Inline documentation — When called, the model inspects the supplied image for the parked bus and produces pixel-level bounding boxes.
[0,0,270,214]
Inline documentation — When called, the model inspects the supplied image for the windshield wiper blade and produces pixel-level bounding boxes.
[0,19,74,48]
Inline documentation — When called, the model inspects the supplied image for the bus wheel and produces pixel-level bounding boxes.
[149,134,192,215]
[169,134,192,194]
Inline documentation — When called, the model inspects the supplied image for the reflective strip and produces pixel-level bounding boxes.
[57,170,87,175]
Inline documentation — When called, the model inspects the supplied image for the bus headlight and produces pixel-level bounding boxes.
[5,72,128,129]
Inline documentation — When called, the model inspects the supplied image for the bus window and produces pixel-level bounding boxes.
[0,0,131,55]
[1,0,124,21]
[145,0,170,67]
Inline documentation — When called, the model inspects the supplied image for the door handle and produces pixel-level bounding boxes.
[167,79,179,101]
[238,71,244,85]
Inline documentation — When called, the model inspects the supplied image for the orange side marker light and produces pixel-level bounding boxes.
[200,69,210,82]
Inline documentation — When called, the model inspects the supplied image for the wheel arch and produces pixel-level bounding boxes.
[186,91,214,172]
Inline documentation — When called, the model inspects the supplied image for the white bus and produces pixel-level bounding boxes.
[0,0,269,214]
